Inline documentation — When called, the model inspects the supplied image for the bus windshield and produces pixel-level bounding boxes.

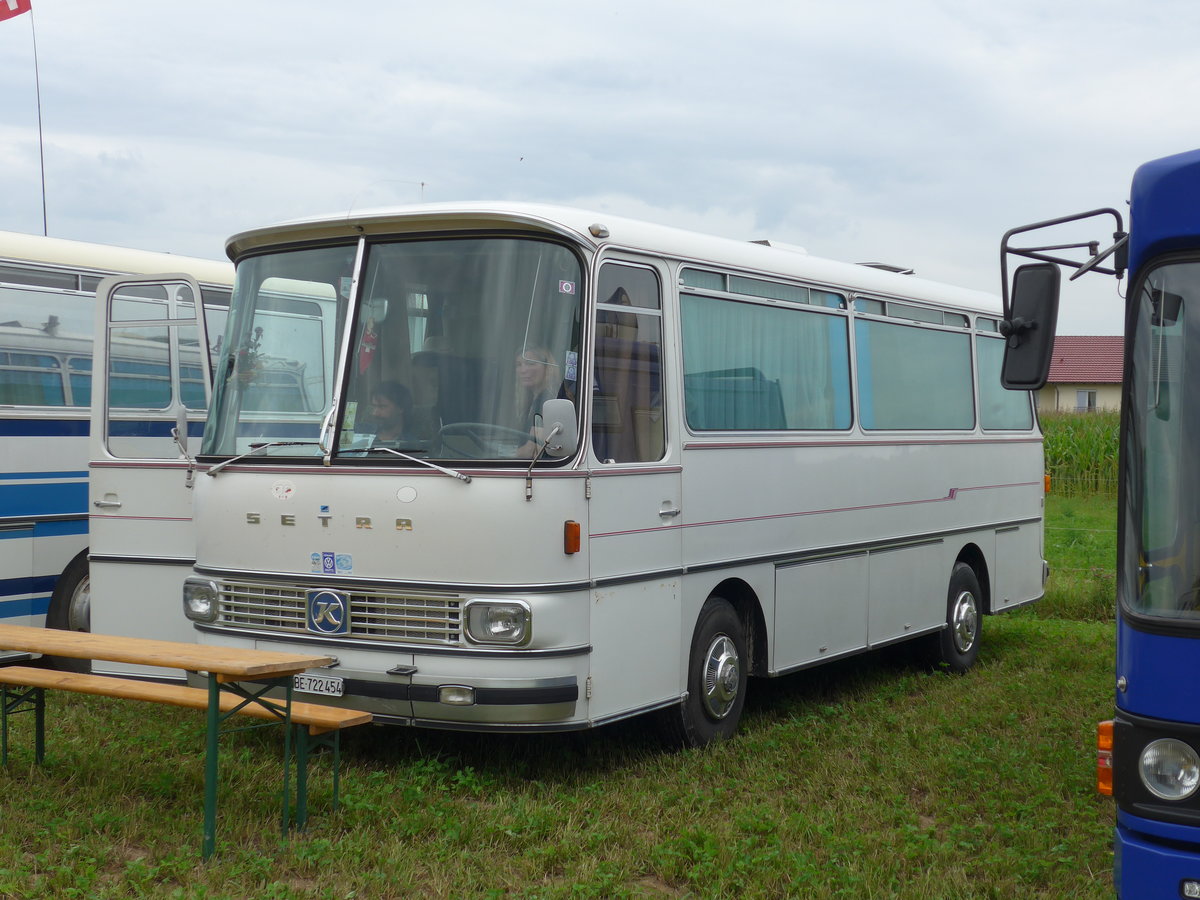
[1124,257,1200,623]
[203,236,583,462]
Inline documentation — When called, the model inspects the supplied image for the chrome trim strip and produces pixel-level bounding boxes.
[0,513,85,527]
[88,554,196,567]
[192,565,593,595]
[192,621,592,658]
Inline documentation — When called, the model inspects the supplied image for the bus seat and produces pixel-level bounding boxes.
[684,367,786,430]
[592,337,662,463]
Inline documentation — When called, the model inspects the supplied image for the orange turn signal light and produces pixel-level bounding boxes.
[564,520,581,555]
[1097,720,1114,796]
[1044,473,1052,495]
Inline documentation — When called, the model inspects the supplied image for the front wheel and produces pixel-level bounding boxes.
[659,597,748,748]
[928,561,982,673]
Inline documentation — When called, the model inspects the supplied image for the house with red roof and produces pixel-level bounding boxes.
[1035,335,1124,412]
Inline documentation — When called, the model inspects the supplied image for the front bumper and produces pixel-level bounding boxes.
[1115,810,1200,898]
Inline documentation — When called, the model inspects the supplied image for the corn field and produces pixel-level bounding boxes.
[1040,410,1120,497]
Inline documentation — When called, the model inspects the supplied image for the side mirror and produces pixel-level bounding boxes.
[1001,263,1061,390]
[540,398,578,457]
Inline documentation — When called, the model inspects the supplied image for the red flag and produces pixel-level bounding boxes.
[0,0,31,22]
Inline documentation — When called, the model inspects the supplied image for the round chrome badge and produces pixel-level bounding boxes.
[306,589,349,635]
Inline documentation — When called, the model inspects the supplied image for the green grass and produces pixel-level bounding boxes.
[0,614,1114,899]
[0,496,1121,898]
[1036,492,1117,622]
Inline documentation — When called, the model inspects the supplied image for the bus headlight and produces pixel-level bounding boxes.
[183,578,220,623]
[1139,738,1200,800]
[464,600,530,645]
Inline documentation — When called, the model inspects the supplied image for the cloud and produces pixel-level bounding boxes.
[0,0,1196,335]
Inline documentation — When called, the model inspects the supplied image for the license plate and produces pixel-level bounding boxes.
[293,673,344,697]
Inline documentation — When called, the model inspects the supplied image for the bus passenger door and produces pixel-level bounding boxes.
[87,274,212,677]
[586,261,684,718]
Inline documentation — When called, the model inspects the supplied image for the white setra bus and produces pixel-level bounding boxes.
[0,231,233,652]
[90,204,1046,743]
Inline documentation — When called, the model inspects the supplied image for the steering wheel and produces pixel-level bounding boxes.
[435,422,531,458]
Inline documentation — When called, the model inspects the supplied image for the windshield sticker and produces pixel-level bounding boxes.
[559,280,576,295]
[312,551,354,575]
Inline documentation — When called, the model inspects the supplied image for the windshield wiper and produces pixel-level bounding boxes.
[205,441,324,477]
[342,446,472,483]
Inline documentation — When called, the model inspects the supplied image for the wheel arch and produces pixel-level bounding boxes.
[707,577,768,677]
[954,542,991,615]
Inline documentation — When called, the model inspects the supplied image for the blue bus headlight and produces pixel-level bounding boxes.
[1139,738,1200,800]
[183,578,220,623]
[464,600,530,645]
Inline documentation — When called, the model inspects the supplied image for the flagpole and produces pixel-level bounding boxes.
[28,3,47,236]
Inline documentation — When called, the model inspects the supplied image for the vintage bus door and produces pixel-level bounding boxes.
[87,274,212,677]
[585,259,685,716]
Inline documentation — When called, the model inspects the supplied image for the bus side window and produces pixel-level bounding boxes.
[0,351,66,406]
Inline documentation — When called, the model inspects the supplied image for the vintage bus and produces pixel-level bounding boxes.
[91,204,1046,743]
[1001,149,1200,898]
[0,231,233,653]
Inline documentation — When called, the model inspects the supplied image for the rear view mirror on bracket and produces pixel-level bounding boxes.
[1001,263,1061,390]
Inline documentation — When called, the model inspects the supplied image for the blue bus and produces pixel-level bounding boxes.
[1000,148,1200,898]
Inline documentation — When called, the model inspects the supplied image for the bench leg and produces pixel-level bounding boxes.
[202,676,220,860]
[285,726,342,833]
[35,688,44,764]
[1,685,45,765]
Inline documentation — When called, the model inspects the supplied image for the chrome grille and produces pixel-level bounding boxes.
[217,581,462,644]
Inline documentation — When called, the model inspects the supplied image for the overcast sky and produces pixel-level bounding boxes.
[2,0,1198,334]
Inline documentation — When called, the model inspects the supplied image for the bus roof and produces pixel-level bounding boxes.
[0,230,232,287]
[1130,149,1200,276]
[225,202,1001,314]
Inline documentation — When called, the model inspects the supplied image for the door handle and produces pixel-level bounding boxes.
[93,499,122,509]
[659,506,681,518]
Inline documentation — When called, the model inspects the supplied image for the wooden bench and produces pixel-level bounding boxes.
[0,625,373,858]
[0,666,370,733]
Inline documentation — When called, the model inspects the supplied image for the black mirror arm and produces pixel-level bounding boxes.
[1000,208,1126,319]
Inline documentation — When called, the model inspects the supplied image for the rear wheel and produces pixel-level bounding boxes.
[929,561,982,673]
[659,597,747,747]
[44,553,91,672]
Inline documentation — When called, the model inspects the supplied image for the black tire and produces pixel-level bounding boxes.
[659,598,748,748]
[43,553,91,672]
[929,561,982,674]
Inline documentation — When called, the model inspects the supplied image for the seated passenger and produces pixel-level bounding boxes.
[368,381,418,445]
[515,348,562,458]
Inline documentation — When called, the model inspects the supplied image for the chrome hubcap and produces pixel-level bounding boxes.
[702,634,740,720]
[950,589,978,654]
[67,576,91,632]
